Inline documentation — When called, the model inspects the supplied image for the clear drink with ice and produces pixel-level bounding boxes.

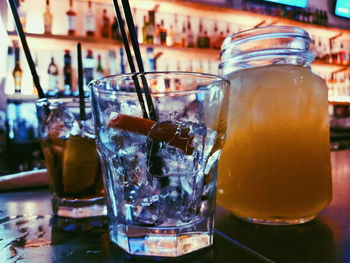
[90,72,229,257]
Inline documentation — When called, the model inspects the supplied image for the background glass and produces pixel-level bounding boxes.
[90,72,229,257]
[36,98,106,230]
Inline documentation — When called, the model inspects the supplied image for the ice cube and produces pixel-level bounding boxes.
[46,106,77,139]
[180,199,198,223]
[134,200,160,226]
[79,118,95,138]
[148,120,207,177]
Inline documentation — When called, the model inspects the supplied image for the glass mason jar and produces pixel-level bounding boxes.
[217,26,332,225]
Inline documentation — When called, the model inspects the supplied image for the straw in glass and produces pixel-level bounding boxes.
[77,43,86,121]
[112,0,149,119]
[112,0,163,175]
[112,0,157,121]
[120,0,158,121]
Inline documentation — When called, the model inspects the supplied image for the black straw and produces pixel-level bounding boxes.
[112,0,149,119]
[121,0,157,121]
[77,43,86,121]
[7,0,45,99]
[113,0,163,175]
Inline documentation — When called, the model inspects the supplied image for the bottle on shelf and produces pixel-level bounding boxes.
[43,0,52,34]
[17,0,26,32]
[63,50,72,96]
[111,17,122,41]
[186,16,195,48]
[146,47,155,72]
[175,60,182,90]
[119,48,125,74]
[337,43,348,65]
[167,24,174,47]
[145,10,155,44]
[85,1,95,37]
[181,22,186,48]
[12,42,22,94]
[84,50,94,95]
[107,50,116,75]
[33,54,41,95]
[173,14,182,47]
[142,15,148,44]
[47,57,59,97]
[214,29,226,50]
[132,7,139,41]
[101,9,110,38]
[164,64,170,90]
[95,55,104,79]
[212,22,220,49]
[159,20,167,46]
[154,23,161,45]
[66,0,77,36]
[197,19,209,49]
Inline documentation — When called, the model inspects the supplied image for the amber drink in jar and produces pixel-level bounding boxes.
[217,26,332,225]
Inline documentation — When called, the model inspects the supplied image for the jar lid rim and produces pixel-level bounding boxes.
[222,26,310,50]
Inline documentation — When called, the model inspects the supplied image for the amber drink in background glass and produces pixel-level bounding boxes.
[89,72,229,257]
[217,26,332,225]
[36,98,106,230]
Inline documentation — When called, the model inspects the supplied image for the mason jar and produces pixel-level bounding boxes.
[217,26,332,225]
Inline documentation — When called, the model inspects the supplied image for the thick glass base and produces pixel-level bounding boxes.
[240,215,316,225]
[51,195,108,231]
[52,196,107,218]
[110,219,213,257]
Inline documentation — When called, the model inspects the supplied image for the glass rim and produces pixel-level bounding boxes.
[89,71,230,95]
[35,97,90,105]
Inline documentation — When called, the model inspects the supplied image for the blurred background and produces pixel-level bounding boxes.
[0,0,350,174]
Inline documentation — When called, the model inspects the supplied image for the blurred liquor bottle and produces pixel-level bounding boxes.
[132,8,139,41]
[108,50,117,75]
[101,9,110,38]
[159,20,167,46]
[95,55,104,80]
[84,50,94,95]
[12,42,22,94]
[66,0,77,36]
[145,10,155,44]
[111,17,122,41]
[167,23,174,47]
[47,57,59,97]
[197,19,209,49]
[119,48,125,74]
[63,50,72,96]
[173,14,182,47]
[17,0,26,32]
[142,15,148,44]
[43,0,53,34]
[86,1,95,37]
[186,16,195,48]
[181,22,186,48]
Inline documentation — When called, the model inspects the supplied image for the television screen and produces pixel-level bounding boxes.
[263,0,308,8]
[335,0,350,19]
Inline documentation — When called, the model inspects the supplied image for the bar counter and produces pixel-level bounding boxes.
[0,150,349,263]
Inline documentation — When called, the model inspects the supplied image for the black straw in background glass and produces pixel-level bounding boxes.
[77,43,86,121]
[120,0,158,121]
[112,0,149,119]
[7,0,45,99]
